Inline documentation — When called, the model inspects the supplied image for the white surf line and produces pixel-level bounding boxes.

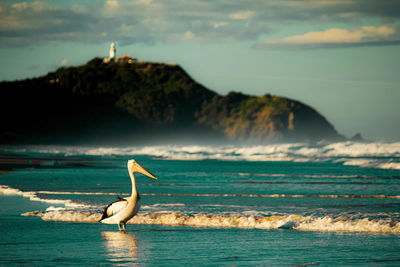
[37,191,125,196]
[3,186,399,199]
[33,191,400,199]
[141,193,400,199]
[0,185,89,208]
[226,172,390,179]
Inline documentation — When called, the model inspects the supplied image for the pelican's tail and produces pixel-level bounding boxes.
[99,208,108,222]
[99,216,111,224]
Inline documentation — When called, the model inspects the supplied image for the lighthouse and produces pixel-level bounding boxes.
[103,42,117,63]
[103,42,137,64]
[109,42,116,59]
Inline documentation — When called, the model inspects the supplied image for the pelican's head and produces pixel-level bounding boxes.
[127,160,158,179]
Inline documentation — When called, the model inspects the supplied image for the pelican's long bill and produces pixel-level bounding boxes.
[133,162,158,179]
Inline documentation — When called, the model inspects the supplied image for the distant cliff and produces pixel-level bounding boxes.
[0,58,343,144]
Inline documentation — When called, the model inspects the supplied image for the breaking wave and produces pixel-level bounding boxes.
[22,210,400,234]
[2,186,398,199]
[141,193,400,199]
[3,141,400,169]
[0,185,92,209]
[226,172,400,179]
[3,184,399,234]
[337,158,400,170]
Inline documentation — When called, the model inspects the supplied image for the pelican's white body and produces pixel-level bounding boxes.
[100,195,141,225]
[99,160,156,230]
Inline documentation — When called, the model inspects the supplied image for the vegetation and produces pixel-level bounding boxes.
[197,92,340,142]
[0,58,343,144]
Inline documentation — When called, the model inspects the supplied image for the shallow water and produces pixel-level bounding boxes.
[1,142,400,265]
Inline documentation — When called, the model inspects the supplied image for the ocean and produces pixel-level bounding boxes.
[1,141,399,266]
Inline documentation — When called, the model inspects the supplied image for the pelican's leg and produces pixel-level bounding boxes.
[123,223,126,231]
[118,223,122,231]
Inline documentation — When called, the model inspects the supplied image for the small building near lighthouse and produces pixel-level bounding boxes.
[103,42,137,64]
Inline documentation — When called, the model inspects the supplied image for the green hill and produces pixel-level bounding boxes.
[0,58,343,144]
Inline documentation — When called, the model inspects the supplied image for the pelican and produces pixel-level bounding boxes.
[100,160,157,231]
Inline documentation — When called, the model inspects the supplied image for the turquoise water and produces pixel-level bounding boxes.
[1,143,400,265]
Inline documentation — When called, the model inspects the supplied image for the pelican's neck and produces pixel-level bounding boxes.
[129,170,138,197]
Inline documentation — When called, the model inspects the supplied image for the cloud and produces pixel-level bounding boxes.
[283,0,355,8]
[104,0,119,14]
[213,22,227,29]
[0,0,400,47]
[183,31,196,40]
[169,31,197,42]
[257,26,400,49]
[229,11,255,20]
[0,1,268,46]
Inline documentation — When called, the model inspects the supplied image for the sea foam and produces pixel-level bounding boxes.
[21,210,400,234]
[3,184,399,234]
[0,185,90,209]
[3,186,399,200]
[2,141,399,169]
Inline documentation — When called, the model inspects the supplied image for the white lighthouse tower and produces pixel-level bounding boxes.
[109,42,116,60]
[104,42,117,63]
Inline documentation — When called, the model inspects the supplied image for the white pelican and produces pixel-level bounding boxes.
[100,159,157,231]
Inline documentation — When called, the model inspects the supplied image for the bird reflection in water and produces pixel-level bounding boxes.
[101,231,139,265]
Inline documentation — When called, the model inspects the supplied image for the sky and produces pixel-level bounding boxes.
[1,0,400,141]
